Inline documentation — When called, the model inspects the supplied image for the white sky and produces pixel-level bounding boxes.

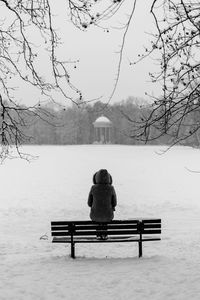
[56,0,162,105]
[6,0,162,106]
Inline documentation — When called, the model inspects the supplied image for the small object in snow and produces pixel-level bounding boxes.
[40,234,48,240]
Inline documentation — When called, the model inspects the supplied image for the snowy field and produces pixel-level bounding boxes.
[1,145,200,300]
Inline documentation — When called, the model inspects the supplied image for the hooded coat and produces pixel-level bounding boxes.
[88,169,117,222]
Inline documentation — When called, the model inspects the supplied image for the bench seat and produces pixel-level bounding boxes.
[52,235,161,243]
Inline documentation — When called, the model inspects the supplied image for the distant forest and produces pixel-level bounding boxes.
[23,97,200,147]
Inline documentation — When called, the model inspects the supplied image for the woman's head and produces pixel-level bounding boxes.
[93,169,112,184]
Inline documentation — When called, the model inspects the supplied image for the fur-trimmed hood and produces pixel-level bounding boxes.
[93,169,112,184]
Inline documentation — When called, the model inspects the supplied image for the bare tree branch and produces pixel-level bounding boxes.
[125,0,200,146]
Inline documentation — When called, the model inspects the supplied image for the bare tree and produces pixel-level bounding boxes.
[130,0,200,146]
[0,0,139,159]
[0,0,80,159]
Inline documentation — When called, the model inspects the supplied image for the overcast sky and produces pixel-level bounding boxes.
[9,0,162,106]
[56,0,162,105]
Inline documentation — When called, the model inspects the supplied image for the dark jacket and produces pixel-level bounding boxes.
[88,169,117,222]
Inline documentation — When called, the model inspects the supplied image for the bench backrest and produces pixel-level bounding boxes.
[51,219,161,237]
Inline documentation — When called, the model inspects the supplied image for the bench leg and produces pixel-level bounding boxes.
[71,242,75,259]
[138,241,142,258]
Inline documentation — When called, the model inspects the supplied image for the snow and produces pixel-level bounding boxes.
[1,145,200,299]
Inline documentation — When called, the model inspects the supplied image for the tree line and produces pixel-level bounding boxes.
[20,97,200,147]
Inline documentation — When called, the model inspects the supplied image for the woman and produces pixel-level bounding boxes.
[88,169,117,239]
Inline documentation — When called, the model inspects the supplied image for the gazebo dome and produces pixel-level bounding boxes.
[93,116,112,127]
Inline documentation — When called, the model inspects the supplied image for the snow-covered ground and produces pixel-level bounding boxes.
[1,145,200,300]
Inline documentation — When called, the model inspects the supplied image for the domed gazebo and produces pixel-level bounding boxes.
[93,115,112,144]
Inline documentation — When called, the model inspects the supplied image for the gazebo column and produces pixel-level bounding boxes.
[107,127,110,143]
[94,127,97,141]
[100,127,103,143]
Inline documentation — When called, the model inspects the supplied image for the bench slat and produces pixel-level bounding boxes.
[143,224,161,229]
[52,236,161,243]
[51,224,139,231]
[142,219,161,224]
[51,219,161,226]
[52,229,140,236]
[75,224,138,230]
[51,224,161,232]
[142,229,161,234]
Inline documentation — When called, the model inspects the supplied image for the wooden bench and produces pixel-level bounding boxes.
[51,219,161,258]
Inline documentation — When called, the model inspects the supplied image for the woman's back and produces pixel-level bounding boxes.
[88,169,117,222]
